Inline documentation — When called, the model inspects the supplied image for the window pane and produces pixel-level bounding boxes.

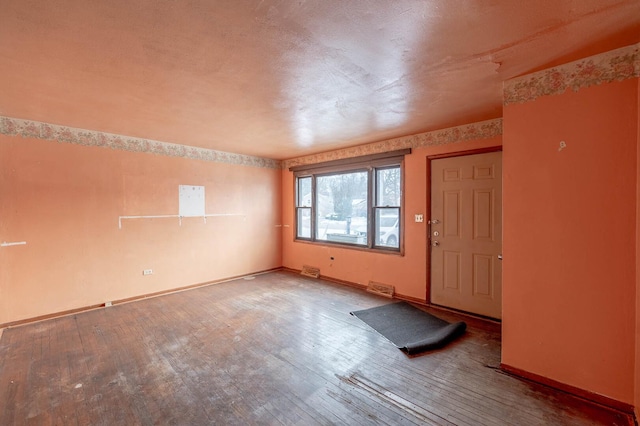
[375,207,399,248]
[297,177,312,207]
[376,167,401,207]
[297,208,311,238]
[316,171,368,245]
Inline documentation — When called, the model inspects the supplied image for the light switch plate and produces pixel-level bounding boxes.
[415,214,424,223]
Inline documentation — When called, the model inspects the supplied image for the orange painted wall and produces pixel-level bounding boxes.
[636,78,640,417]
[0,135,282,325]
[502,78,638,404]
[281,136,501,302]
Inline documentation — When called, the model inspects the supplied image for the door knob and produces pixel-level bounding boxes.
[432,241,440,247]
[429,219,440,225]
[497,254,503,260]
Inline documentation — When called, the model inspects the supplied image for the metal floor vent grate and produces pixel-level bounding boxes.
[300,265,320,278]
[367,281,394,298]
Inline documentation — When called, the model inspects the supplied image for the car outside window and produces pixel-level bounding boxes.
[292,152,405,252]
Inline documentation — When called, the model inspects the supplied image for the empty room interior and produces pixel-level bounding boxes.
[1,1,640,424]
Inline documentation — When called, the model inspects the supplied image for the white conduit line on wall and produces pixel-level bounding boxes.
[118,214,245,229]
[118,214,181,229]
[1,241,27,247]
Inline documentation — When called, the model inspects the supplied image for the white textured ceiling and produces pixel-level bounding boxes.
[1,0,639,160]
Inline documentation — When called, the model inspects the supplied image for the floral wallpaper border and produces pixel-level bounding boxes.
[2,44,636,169]
[283,118,503,168]
[504,42,639,105]
[1,115,503,170]
[0,116,282,170]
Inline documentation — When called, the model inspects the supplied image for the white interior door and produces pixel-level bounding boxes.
[430,151,502,319]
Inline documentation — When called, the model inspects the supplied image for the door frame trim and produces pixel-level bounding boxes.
[425,146,502,304]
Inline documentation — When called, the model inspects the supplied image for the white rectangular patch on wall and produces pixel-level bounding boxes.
[179,185,205,217]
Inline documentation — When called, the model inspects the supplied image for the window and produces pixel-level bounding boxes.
[296,176,312,238]
[292,150,408,252]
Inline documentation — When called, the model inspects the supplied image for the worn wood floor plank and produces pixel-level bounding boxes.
[0,271,633,425]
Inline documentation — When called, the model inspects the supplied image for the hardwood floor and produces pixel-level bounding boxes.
[0,271,633,425]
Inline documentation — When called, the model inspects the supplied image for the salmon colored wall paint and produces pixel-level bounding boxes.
[636,78,640,418]
[502,78,638,404]
[0,136,282,325]
[281,136,501,302]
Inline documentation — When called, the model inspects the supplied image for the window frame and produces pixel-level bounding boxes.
[372,165,402,248]
[295,176,313,240]
[291,149,409,254]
